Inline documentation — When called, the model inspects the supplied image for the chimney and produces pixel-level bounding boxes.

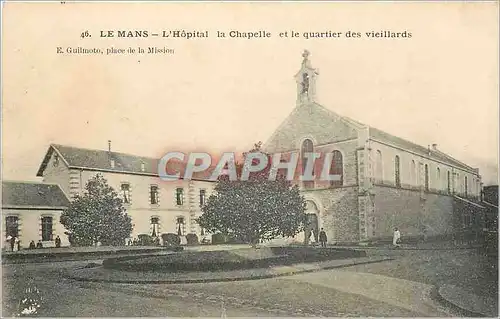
[108,140,111,152]
[427,145,431,155]
[432,143,438,150]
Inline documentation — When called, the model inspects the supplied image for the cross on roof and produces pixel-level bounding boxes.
[302,50,310,61]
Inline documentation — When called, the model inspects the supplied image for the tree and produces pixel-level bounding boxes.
[60,174,133,246]
[196,142,306,246]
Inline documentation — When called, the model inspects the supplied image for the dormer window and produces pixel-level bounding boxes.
[110,159,115,168]
[53,154,59,167]
[141,162,145,172]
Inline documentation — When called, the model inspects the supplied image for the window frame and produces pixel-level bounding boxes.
[41,216,53,241]
[176,188,184,206]
[150,185,159,205]
[121,183,131,204]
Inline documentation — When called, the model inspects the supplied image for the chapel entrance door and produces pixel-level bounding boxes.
[304,200,319,244]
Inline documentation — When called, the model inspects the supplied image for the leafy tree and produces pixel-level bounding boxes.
[196,142,306,246]
[60,174,133,246]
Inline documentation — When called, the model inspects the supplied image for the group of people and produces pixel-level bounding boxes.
[5,235,62,252]
[306,227,403,249]
[308,228,328,247]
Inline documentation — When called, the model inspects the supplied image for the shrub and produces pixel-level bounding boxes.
[162,233,181,246]
[186,233,199,246]
[211,233,226,244]
[137,234,153,246]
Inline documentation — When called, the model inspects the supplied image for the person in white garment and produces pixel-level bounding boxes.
[393,227,401,248]
[309,230,316,246]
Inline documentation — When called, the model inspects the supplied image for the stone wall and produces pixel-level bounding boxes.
[371,185,454,240]
[303,186,360,243]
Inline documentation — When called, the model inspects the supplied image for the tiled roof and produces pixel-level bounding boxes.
[36,144,215,181]
[2,181,70,208]
[369,127,474,172]
[313,103,476,172]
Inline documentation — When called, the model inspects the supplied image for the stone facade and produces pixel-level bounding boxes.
[37,145,215,242]
[2,209,69,249]
[263,51,484,244]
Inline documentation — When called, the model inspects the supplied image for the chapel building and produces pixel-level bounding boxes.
[263,50,485,244]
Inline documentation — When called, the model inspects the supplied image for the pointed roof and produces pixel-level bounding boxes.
[2,181,70,209]
[36,144,215,181]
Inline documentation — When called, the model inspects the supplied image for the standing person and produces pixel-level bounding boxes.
[10,236,16,252]
[309,230,316,246]
[15,237,20,251]
[319,228,328,247]
[36,240,43,249]
[393,227,401,248]
[29,240,36,249]
[6,235,12,251]
[55,235,61,248]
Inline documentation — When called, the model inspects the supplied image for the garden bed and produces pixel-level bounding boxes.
[102,246,366,272]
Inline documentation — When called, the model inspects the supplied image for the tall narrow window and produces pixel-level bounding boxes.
[375,150,383,181]
[464,176,468,196]
[151,217,159,237]
[5,216,19,238]
[301,139,314,189]
[411,160,416,185]
[330,151,343,187]
[199,189,206,206]
[176,217,186,236]
[424,164,429,191]
[150,185,159,204]
[302,73,309,93]
[121,183,130,204]
[394,156,401,188]
[41,216,53,241]
[447,171,451,194]
[436,168,441,190]
[176,188,184,206]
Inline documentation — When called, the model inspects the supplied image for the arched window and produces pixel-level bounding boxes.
[301,139,314,189]
[375,150,383,181]
[395,156,401,188]
[424,164,429,191]
[447,171,451,194]
[330,150,343,187]
[302,73,310,93]
[411,160,416,185]
[464,176,468,196]
[436,168,441,190]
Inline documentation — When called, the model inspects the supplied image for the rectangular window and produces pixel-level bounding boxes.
[199,189,206,206]
[5,216,19,238]
[424,164,429,191]
[150,185,159,204]
[41,216,53,241]
[176,217,186,236]
[121,183,131,204]
[151,217,159,237]
[447,171,451,194]
[464,176,468,197]
[176,188,184,206]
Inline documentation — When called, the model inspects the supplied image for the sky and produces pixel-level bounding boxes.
[2,2,499,185]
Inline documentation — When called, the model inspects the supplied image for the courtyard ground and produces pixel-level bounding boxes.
[2,245,497,317]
